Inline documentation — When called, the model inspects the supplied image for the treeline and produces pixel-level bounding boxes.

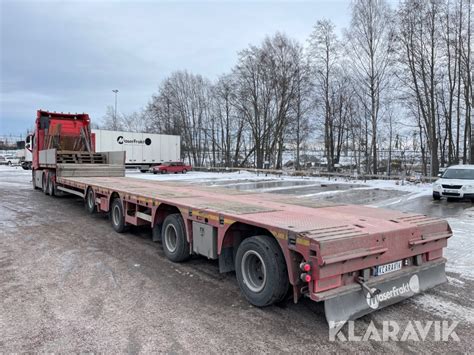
[103,0,473,175]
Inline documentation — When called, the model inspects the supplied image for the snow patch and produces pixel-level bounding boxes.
[412,294,474,324]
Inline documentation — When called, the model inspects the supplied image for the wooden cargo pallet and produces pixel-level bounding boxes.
[57,152,105,164]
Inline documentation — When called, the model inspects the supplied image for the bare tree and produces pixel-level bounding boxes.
[308,19,340,171]
[233,33,302,168]
[101,105,123,130]
[345,0,395,174]
[398,0,443,175]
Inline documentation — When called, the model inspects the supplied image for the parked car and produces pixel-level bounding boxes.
[150,161,192,174]
[5,155,21,165]
[432,165,474,201]
[0,154,20,165]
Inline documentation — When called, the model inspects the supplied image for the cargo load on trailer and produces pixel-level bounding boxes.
[31,110,453,327]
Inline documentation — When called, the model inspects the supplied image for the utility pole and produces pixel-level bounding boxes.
[112,89,119,128]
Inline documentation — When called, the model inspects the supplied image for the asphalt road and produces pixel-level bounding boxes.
[0,168,472,353]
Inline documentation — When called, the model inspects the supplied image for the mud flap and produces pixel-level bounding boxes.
[324,261,447,328]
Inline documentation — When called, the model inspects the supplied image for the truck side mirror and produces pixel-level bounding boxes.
[25,134,33,152]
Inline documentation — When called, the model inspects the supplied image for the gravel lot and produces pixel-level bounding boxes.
[0,167,472,353]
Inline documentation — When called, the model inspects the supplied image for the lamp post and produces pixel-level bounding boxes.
[112,89,119,126]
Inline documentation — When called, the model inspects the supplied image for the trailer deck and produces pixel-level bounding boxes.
[58,175,442,234]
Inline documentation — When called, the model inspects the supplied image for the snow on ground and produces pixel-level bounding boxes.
[126,169,273,183]
[412,293,474,323]
[446,213,474,280]
[127,169,434,193]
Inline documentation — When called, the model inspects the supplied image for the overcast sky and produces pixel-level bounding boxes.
[1,0,353,136]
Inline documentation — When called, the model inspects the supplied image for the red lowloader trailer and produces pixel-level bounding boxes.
[31,110,452,327]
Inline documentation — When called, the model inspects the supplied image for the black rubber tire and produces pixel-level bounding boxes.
[235,235,289,307]
[48,174,55,196]
[433,193,441,201]
[140,170,148,173]
[85,188,96,214]
[182,169,187,174]
[161,214,190,262]
[153,171,157,175]
[110,198,126,233]
[42,171,49,195]
[32,170,38,189]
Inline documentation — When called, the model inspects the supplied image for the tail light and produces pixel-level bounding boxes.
[300,273,312,282]
[300,262,311,272]
[300,262,312,283]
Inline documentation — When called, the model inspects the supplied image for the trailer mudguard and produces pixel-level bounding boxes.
[324,259,447,328]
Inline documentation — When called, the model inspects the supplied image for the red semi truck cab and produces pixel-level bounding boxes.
[30,110,124,194]
[31,110,95,170]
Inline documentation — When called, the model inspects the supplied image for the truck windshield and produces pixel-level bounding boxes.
[442,168,474,180]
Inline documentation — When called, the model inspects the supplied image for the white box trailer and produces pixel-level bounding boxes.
[92,129,180,172]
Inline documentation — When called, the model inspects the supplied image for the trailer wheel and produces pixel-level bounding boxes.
[110,198,126,233]
[42,171,49,195]
[235,235,289,307]
[161,214,190,262]
[85,188,96,214]
[32,170,39,190]
[47,174,55,196]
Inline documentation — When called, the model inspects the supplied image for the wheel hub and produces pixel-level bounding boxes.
[241,250,267,293]
[164,224,178,253]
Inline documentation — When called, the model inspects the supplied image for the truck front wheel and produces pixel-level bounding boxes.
[110,198,126,233]
[161,214,190,262]
[235,235,289,307]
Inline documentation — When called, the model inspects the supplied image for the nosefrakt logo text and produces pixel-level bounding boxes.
[116,136,152,145]
[329,320,460,342]
[367,275,420,309]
